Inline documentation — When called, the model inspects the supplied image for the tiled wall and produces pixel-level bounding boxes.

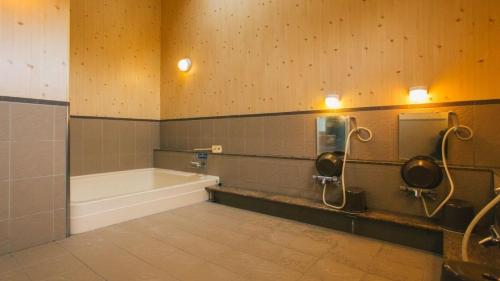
[159,103,500,168]
[155,151,492,218]
[155,102,500,217]
[0,101,67,255]
[70,118,160,176]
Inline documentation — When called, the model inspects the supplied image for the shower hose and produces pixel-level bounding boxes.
[322,127,373,210]
[461,191,500,261]
[421,124,474,218]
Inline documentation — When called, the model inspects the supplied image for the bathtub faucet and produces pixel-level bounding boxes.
[190,152,208,169]
[190,160,206,169]
[479,225,500,248]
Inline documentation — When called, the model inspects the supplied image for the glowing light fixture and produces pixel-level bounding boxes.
[177,58,192,72]
[325,94,341,109]
[409,86,429,104]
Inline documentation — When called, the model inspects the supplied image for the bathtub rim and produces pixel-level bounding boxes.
[70,168,219,204]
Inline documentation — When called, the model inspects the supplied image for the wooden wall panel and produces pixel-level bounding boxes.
[160,0,500,119]
[70,0,161,119]
[0,0,69,101]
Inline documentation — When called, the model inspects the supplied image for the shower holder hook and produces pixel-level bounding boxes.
[448,112,473,140]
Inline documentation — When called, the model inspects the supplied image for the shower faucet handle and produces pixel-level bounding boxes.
[399,186,436,199]
[313,175,339,185]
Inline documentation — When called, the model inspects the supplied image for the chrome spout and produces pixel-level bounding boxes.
[313,175,339,185]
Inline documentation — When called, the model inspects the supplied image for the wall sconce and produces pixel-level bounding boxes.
[325,94,341,109]
[409,86,429,104]
[177,58,192,72]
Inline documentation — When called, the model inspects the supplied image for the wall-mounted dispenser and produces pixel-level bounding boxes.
[398,112,474,218]
[313,116,372,211]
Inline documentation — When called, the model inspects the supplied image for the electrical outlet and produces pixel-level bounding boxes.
[211,145,223,153]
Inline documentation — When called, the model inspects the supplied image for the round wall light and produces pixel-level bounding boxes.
[409,86,429,104]
[177,58,192,72]
[325,94,341,109]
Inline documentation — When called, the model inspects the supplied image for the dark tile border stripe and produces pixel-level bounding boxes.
[0,95,69,106]
[154,149,494,172]
[160,98,500,122]
[71,115,160,122]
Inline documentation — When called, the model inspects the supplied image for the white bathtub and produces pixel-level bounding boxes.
[70,168,219,234]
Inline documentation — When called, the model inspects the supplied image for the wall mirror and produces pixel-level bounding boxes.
[398,112,449,161]
[316,116,349,155]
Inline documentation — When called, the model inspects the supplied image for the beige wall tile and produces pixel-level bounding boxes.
[135,153,153,169]
[53,176,66,210]
[119,121,135,154]
[151,122,160,149]
[212,119,229,152]
[135,122,153,153]
[70,154,83,176]
[72,118,157,175]
[0,103,9,141]
[185,120,201,150]
[53,209,66,241]
[474,104,500,168]
[154,148,492,216]
[0,142,9,181]
[452,169,494,212]
[227,118,245,154]
[82,154,102,175]
[54,106,67,141]
[11,141,53,180]
[102,120,120,154]
[304,114,317,157]
[119,154,135,170]
[53,141,66,175]
[82,119,102,155]
[82,146,100,177]
[159,122,174,149]
[9,212,53,252]
[0,221,8,255]
[199,119,214,148]
[349,110,398,162]
[262,116,285,156]
[0,102,67,255]
[11,103,54,141]
[176,121,188,150]
[0,181,8,221]
[282,115,306,157]
[69,118,84,176]
[101,154,120,173]
[10,177,53,218]
[244,117,264,155]
[207,155,240,187]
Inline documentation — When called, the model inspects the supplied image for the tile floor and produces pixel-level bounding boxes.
[0,202,443,281]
